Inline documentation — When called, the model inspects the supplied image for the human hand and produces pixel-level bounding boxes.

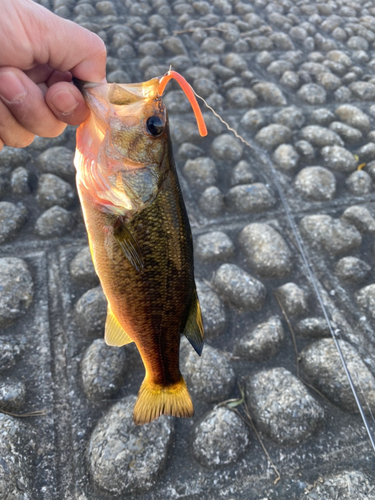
[0,0,107,151]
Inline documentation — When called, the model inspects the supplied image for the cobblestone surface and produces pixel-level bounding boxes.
[1,0,375,498]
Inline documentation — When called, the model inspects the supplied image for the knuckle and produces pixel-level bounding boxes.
[2,129,34,148]
[43,123,66,138]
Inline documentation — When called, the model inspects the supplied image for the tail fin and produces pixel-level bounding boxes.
[133,376,194,425]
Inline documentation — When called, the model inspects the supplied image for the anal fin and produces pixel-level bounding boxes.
[183,287,204,356]
[105,307,133,347]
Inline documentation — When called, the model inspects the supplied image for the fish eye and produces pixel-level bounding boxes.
[146,116,164,137]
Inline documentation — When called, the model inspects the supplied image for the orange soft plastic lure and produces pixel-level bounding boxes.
[158,70,208,137]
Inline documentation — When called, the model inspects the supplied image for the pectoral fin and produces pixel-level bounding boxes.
[183,288,204,356]
[114,219,144,273]
[105,308,133,346]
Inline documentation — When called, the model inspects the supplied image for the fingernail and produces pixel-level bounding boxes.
[0,72,27,103]
[51,90,79,115]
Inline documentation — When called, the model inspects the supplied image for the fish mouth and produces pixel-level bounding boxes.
[72,77,98,93]
[73,72,207,137]
[73,77,161,104]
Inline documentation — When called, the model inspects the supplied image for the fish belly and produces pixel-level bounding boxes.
[78,172,194,389]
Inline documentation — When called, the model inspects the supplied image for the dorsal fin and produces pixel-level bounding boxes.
[183,288,204,356]
[105,307,133,346]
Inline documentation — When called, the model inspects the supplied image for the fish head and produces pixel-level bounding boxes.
[75,78,170,215]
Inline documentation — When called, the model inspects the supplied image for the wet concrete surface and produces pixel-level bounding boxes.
[1,0,375,498]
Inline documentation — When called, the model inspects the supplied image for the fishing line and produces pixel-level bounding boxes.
[194,93,375,453]
[264,155,375,454]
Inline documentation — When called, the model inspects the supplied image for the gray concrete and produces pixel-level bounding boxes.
[1,0,375,497]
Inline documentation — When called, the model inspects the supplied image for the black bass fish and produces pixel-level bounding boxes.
[74,71,206,424]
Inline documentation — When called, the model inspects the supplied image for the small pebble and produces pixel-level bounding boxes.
[181,343,235,402]
[335,256,371,284]
[196,280,226,338]
[226,87,257,108]
[0,258,33,327]
[295,140,315,159]
[177,143,204,160]
[310,108,335,126]
[138,41,164,58]
[0,147,28,169]
[199,186,224,217]
[255,124,292,150]
[107,70,130,83]
[36,173,76,209]
[356,284,375,319]
[240,110,265,132]
[193,77,217,99]
[223,53,248,72]
[80,339,126,400]
[300,214,362,255]
[252,82,287,106]
[88,396,174,495]
[247,36,273,51]
[297,470,375,500]
[321,145,357,173]
[356,142,375,163]
[183,157,218,190]
[239,222,293,278]
[202,108,225,136]
[295,317,330,338]
[280,70,300,89]
[316,72,342,91]
[334,86,352,103]
[335,104,371,132]
[96,1,117,16]
[162,36,187,56]
[0,339,21,373]
[300,126,344,147]
[0,379,26,412]
[213,263,266,311]
[275,283,308,316]
[234,316,285,361]
[329,122,363,144]
[294,166,336,201]
[169,117,201,144]
[346,170,372,195]
[297,83,326,104]
[226,183,275,213]
[192,407,250,468]
[0,202,28,244]
[69,246,99,287]
[75,286,107,337]
[341,205,375,234]
[230,160,256,186]
[245,367,324,444]
[267,60,293,77]
[201,37,226,54]
[273,106,305,129]
[211,134,243,161]
[349,81,375,100]
[37,146,75,180]
[35,206,75,238]
[10,167,30,195]
[301,339,375,413]
[195,231,234,261]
